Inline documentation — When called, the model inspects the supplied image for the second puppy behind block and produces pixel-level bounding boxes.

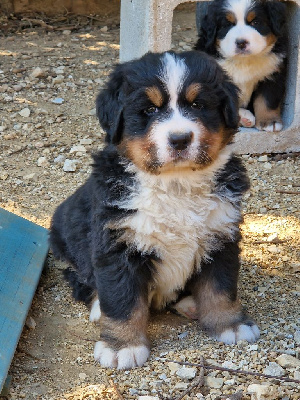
[195,0,287,132]
[50,51,259,370]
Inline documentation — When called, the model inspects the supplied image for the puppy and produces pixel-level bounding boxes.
[50,51,260,370]
[195,0,287,132]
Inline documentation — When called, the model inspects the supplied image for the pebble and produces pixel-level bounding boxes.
[167,362,180,375]
[63,159,78,172]
[78,373,87,381]
[70,145,87,154]
[174,382,189,390]
[263,362,285,377]
[25,316,36,330]
[37,157,48,167]
[19,107,30,117]
[53,75,64,85]
[205,376,224,389]
[30,67,47,78]
[276,354,300,368]
[51,97,64,104]
[258,155,268,162]
[247,383,272,400]
[176,366,197,380]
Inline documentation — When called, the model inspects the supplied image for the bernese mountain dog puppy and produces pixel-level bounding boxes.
[195,0,287,132]
[50,51,260,370]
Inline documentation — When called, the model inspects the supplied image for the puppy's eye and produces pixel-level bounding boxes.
[250,19,258,26]
[191,101,204,110]
[144,106,159,116]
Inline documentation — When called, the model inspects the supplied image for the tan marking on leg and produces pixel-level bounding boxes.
[192,281,243,335]
[99,297,149,350]
[254,94,282,132]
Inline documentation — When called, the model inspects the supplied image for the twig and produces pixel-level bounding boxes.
[109,379,125,400]
[173,356,205,400]
[276,189,300,195]
[164,359,300,384]
[252,239,287,245]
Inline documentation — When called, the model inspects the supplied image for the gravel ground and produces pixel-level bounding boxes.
[1,6,299,400]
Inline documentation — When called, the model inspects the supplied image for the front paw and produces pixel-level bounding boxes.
[239,108,255,128]
[94,341,150,369]
[216,323,260,344]
[256,118,283,132]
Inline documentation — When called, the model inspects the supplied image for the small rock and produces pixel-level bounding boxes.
[266,233,280,242]
[258,155,268,162]
[25,316,36,330]
[54,154,66,163]
[138,397,159,400]
[248,383,271,400]
[263,162,272,170]
[167,362,180,375]
[294,330,300,344]
[51,97,64,104]
[88,108,96,116]
[176,366,197,380]
[80,138,93,145]
[37,157,48,167]
[205,376,224,389]
[53,75,64,85]
[100,26,108,32]
[129,388,138,395]
[178,331,189,339]
[268,245,280,253]
[23,173,36,180]
[263,362,284,377]
[62,29,71,35]
[19,107,30,117]
[276,354,300,368]
[30,67,47,78]
[63,159,77,172]
[174,382,189,390]
[78,373,86,381]
[70,145,87,154]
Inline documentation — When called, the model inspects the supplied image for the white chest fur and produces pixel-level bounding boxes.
[114,158,241,308]
[218,51,283,107]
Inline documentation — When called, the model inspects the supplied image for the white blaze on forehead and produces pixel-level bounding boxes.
[225,0,253,22]
[159,52,188,109]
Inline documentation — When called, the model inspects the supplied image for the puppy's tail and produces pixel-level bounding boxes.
[63,267,94,306]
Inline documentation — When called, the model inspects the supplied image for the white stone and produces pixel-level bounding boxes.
[247,383,271,400]
[78,373,87,381]
[37,156,48,167]
[258,155,268,162]
[167,362,180,375]
[30,67,47,78]
[176,366,197,380]
[205,376,224,389]
[263,362,285,377]
[174,382,189,390]
[276,354,300,368]
[19,107,30,117]
[53,75,64,84]
[63,159,78,172]
[70,145,87,154]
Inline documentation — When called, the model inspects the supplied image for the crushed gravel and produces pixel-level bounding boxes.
[1,6,299,400]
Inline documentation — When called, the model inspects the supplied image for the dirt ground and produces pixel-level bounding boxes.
[0,5,299,400]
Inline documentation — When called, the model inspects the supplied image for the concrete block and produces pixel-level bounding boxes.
[120,0,300,154]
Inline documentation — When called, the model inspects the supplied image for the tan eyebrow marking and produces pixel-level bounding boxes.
[246,10,256,23]
[186,83,202,103]
[145,86,164,107]
[226,12,236,24]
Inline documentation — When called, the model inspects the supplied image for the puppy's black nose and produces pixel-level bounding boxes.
[236,39,248,50]
[169,132,193,151]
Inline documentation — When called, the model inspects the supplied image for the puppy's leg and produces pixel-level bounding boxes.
[239,108,255,128]
[191,240,260,344]
[253,70,286,132]
[94,298,150,369]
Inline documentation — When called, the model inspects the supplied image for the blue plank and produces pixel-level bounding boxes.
[0,208,49,392]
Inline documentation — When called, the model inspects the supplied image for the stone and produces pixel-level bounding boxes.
[30,67,47,78]
[25,316,36,329]
[53,75,64,85]
[51,97,64,104]
[63,159,78,172]
[247,383,272,400]
[78,373,86,381]
[276,354,300,368]
[167,362,180,375]
[263,362,285,377]
[19,107,30,117]
[258,155,268,162]
[294,330,300,344]
[70,145,87,154]
[176,366,197,380]
[37,157,48,167]
[138,397,159,400]
[174,382,189,390]
[205,376,224,389]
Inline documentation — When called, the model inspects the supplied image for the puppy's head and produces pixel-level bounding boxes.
[97,51,239,174]
[198,0,286,58]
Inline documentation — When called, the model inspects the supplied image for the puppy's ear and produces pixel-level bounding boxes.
[96,64,125,144]
[221,80,240,130]
[266,1,287,36]
[194,11,218,55]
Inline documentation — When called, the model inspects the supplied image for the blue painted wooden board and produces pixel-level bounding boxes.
[0,208,49,392]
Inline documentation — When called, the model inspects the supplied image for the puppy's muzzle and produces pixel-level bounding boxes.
[168,131,193,151]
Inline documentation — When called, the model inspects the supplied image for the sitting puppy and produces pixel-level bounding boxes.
[50,51,260,370]
[195,0,287,132]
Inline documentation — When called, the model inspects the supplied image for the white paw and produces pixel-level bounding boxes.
[89,298,101,322]
[239,108,255,128]
[172,295,198,319]
[216,324,260,344]
[94,341,150,369]
[260,122,283,132]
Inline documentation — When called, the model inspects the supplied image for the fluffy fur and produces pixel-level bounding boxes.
[50,51,259,369]
[195,0,287,132]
